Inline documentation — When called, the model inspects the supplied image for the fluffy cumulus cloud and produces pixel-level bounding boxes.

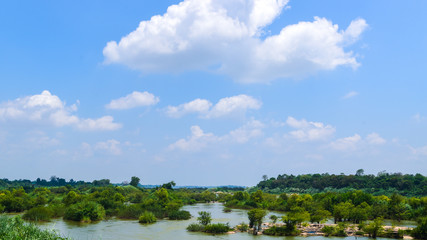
[286,117,335,142]
[330,132,386,151]
[95,139,122,155]
[169,119,264,151]
[227,119,264,143]
[366,132,386,145]
[0,91,121,131]
[166,98,212,118]
[330,134,362,151]
[168,125,218,151]
[106,91,159,110]
[166,94,261,118]
[103,0,367,83]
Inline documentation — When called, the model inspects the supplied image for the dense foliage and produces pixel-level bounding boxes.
[257,171,427,196]
[224,189,427,224]
[186,211,231,234]
[138,211,157,224]
[0,216,69,240]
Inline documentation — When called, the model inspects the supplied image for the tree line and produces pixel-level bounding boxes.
[257,170,427,196]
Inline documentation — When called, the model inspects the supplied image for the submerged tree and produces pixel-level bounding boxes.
[248,208,267,235]
[197,211,212,226]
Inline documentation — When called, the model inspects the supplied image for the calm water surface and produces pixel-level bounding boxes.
[37,203,413,240]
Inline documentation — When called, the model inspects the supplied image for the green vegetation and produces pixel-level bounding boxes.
[1,173,426,239]
[23,206,54,221]
[204,223,231,234]
[186,211,231,234]
[223,207,232,212]
[225,189,427,223]
[64,201,105,222]
[138,211,157,224]
[0,216,70,240]
[236,222,249,232]
[186,223,205,232]
[168,210,191,220]
[411,217,427,239]
[247,208,267,235]
[197,211,211,226]
[363,217,384,238]
[321,223,348,237]
[257,170,427,196]
[130,176,140,188]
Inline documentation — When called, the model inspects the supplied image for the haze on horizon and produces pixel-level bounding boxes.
[0,0,426,186]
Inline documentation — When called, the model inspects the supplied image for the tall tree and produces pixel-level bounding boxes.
[130,176,140,187]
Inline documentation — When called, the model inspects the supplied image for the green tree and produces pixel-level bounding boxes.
[250,190,264,203]
[130,176,140,187]
[363,217,384,238]
[333,201,354,223]
[310,209,331,224]
[155,188,169,205]
[197,211,211,226]
[282,207,310,234]
[63,191,80,206]
[411,217,427,239]
[270,215,278,224]
[247,208,267,235]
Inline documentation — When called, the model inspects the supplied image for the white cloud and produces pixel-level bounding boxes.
[207,95,262,118]
[410,145,427,156]
[169,120,265,151]
[166,94,261,118]
[95,139,122,155]
[166,98,212,118]
[330,132,386,151]
[366,132,386,145]
[330,134,362,151]
[103,0,367,83]
[106,91,159,110]
[343,91,359,99]
[0,91,121,131]
[286,117,335,142]
[26,131,60,148]
[413,113,426,122]
[227,119,264,143]
[168,125,218,151]
[77,116,122,131]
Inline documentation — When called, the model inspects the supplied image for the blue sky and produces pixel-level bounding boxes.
[0,0,426,186]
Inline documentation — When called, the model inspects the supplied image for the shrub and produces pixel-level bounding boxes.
[139,211,157,224]
[64,201,105,222]
[117,204,143,219]
[263,226,299,236]
[321,226,335,236]
[23,206,53,221]
[223,207,232,213]
[168,210,191,220]
[411,217,427,239]
[321,224,347,237]
[204,223,231,234]
[0,216,70,240]
[49,204,66,218]
[187,223,205,232]
[197,211,211,226]
[236,222,249,232]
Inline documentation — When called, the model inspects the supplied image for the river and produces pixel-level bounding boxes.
[36,203,415,240]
